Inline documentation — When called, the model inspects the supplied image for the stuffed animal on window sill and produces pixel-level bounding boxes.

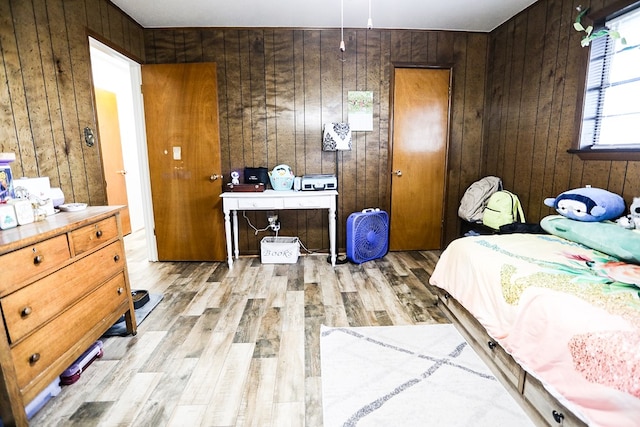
[544,186,626,222]
[616,197,640,229]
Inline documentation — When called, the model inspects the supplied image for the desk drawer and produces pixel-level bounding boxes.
[283,197,326,209]
[11,272,128,391]
[0,235,71,295]
[237,199,283,210]
[2,241,126,343]
[69,216,118,255]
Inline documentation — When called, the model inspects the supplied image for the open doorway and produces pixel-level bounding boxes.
[89,37,158,261]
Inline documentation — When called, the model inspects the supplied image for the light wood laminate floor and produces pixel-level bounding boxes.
[30,230,447,426]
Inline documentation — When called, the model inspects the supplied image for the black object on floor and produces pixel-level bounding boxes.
[102,293,163,337]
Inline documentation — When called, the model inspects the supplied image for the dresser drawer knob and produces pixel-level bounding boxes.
[95,230,103,238]
[114,254,120,262]
[117,287,124,295]
[33,255,43,265]
[29,353,40,365]
[21,307,32,317]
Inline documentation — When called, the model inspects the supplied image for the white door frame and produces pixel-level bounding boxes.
[89,37,158,261]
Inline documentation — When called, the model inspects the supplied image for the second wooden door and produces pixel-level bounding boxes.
[95,88,132,235]
[389,67,450,251]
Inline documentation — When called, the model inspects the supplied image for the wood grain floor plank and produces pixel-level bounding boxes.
[264,276,288,308]
[250,263,275,299]
[236,357,278,427]
[99,371,163,426]
[133,357,200,426]
[91,331,167,402]
[178,331,235,405]
[271,402,304,427]
[234,298,266,343]
[141,315,200,372]
[179,307,223,359]
[69,402,113,427]
[304,315,324,378]
[334,264,358,292]
[167,405,206,427]
[282,291,304,332]
[303,282,324,318]
[185,282,222,315]
[363,267,415,325]
[252,307,282,358]
[305,376,323,427]
[352,270,388,311]
[274,330,304,403]
[203,343,255,425]
[322,304,351,327]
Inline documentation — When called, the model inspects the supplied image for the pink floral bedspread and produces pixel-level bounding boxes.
[429,234,640,427]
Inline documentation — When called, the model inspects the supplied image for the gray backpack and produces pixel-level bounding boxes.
[458,176,502,223]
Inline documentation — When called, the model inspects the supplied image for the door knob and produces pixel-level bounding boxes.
[393,170,403,176]
[210,174,223,181]
[117,170,127,175]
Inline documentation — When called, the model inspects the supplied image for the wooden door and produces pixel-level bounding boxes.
[389,68,450,251]
[95,88,132,235]
[141,63,226,261]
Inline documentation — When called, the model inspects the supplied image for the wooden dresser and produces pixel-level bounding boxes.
[0,206,137,426]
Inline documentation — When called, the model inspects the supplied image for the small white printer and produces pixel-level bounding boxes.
[301,174,337,191]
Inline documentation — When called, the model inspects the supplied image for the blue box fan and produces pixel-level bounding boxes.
[346,208,390,264]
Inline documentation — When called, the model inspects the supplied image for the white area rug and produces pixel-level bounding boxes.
[320,324,535,427]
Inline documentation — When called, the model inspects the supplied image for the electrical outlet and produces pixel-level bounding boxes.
[267,211,278,224]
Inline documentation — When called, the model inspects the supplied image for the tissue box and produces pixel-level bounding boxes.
[13,177,51,199]
[0,205,18,229]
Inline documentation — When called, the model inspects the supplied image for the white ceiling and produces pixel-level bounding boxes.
[111,0,539,33]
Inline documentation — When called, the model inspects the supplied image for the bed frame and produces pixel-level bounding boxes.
[432,286,587,427]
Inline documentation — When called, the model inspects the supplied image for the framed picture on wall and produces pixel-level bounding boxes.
[348,91,373,131]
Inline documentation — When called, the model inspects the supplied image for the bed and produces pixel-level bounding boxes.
[429,219,640,427]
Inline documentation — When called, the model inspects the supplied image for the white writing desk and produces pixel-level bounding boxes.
[220,190,338,268]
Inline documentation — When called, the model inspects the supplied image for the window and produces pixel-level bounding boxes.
[576,2,640,158]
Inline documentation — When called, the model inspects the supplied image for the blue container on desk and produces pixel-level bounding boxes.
[268,164,294,190]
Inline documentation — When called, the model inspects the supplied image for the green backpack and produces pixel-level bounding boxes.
[482,190,525,230]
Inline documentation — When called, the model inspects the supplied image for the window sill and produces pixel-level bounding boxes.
[568,148,640,161]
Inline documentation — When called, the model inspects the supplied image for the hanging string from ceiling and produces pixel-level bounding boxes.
[340,0,374,52]
[339,0,345,52]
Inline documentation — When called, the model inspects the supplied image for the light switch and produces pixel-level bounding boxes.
[172,146,181,160]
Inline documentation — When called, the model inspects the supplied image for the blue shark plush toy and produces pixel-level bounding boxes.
[544,186,625,222]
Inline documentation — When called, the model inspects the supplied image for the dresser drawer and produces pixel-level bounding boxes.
[11,272,128,391]
[2,241,126,344]
[69,216,118,255]
[0,235,70,296]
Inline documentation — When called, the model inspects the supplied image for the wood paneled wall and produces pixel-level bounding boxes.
[145,28,488,251]
[483,0,640,223]
[0,0,144,205]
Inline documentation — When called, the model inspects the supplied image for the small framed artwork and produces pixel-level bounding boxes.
[0,204,18,229]
[348,91,374,131]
